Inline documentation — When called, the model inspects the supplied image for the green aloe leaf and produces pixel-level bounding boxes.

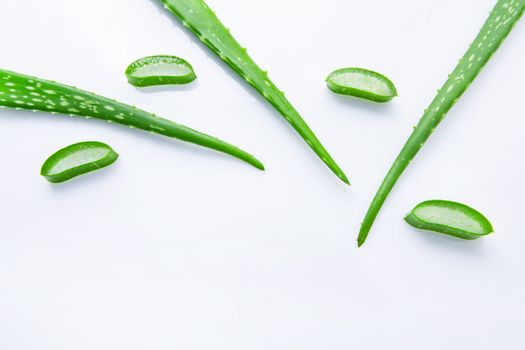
[159,0,349,184]
[0,68,264,170]
[358,0,525,247]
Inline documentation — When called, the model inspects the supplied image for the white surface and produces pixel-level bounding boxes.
[1,0,524,349]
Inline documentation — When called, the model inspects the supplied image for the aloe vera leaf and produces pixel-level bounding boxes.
[326,68,397,103]
[125,55,197,87]
[358,0,525,247]
[404,200,494,240]
[0,68,264,170]
[41,141,119,183]
[159,0,349,185]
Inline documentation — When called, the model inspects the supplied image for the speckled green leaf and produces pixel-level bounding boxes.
[358,0,525,247]
[159,0,349,184]
[0,68,264,170]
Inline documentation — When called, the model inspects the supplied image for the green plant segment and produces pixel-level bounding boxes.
[358,0,525,247]
[41,141,119,183]
[159,0,349,184]
[0,68,264,170]
[405,200,493,239]
[326,68,397,102]
[125,55,197,87]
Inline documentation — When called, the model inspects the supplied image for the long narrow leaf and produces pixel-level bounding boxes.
[159,0,349,184]
[358,0,525,246]
[0,68,264,170]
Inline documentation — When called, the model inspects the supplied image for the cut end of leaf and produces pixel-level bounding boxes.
[326,67,397,103]
[125,55,197,87]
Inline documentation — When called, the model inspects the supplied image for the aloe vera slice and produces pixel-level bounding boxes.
[159,0,349,184]
[41,141,119,183]
[358,0,525,247]
[405,200,494,239]
[125,55,197,87]
[0,68,264,170]
[326,68,397,102]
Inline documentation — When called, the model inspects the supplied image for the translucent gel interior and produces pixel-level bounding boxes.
[133,63,191,78]
[48,147,109,174]
[332,71,392,96]
[414,204,484,234]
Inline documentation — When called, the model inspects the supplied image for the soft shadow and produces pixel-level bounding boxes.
[409,227,489,257]
[47,162,120,193]
[329,91,396,115]
[132,80,199,94]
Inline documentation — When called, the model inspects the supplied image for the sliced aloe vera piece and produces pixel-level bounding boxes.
[326,68,397,102]
[125,55,197,87]
[404,200,494,239]
[41,141,119,183]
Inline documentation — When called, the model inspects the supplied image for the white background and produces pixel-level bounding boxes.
[1,0,524,349]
